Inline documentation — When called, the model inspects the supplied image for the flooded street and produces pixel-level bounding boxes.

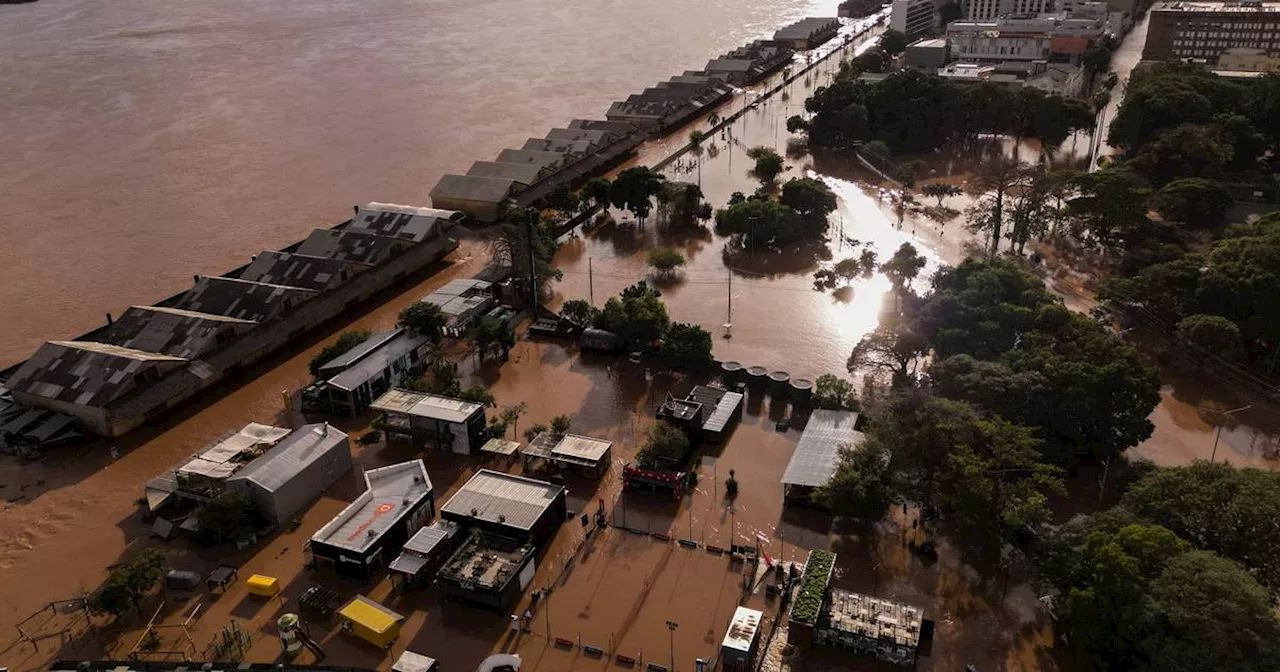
[0,1,1277,671]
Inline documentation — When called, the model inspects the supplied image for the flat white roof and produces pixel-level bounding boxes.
[371,388,485,424]
[722,606,764,652]
[551,433,612,464]
[311,460,433,553]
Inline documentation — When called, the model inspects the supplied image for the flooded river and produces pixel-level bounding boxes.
[0,1,1277,669]
[0,0,843,366]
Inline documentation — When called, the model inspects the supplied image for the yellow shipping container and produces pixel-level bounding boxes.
[246,574,280,597]
[339,595,405,649]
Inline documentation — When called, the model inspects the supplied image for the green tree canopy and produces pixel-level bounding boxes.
[594,281,670,347]
[1123,461,1280,595]
[714,197,811,250]
[812,373,858,410]
[196,491,266,546]
[880,242,928,292]
[490,209,563,303]
[637,421,690,467]
[584,176,613,213]
[550,414,572,436]
[457,386,496,407]
[1177,313,1243,359]
[559,299,599,327]
[309,329,372,377]
[659,322,713,366]
[398,302,447,343]
[647,248,686,277]
[89,549,167,617]
[1150,177,1234,229]
[919,259,1160,466]
[816,441,894,518]
[778,177,838,229]
[1144,551,1280,672]
[879,29,908,56]
[746,146,785,185]
[610,166,666,226]
[658,181,712,228]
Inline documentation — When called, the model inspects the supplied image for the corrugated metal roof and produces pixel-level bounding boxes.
[229,423,349,492]
[6,341,188,408]
[295,228,409,265]
[238,251,370,292]
[348,202,457,243]
[780,410,864,488]
[318,330,401,374]
[441,469,563,531]
[325,330,429,392]
[370,388,484,424]
[430,174,522,204]
[177,275,317,323]
[467,160,548,184]
[389,552,429,575]
[403,519,458,555]
[494,148,567,169]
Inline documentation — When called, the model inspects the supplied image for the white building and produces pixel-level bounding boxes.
[891,0,938,39]
[964,0,1053,21]
[947,14,1105,62]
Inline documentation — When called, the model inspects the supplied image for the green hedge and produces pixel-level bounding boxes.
[790,549,835,625]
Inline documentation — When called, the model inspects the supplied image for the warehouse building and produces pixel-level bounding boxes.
[370,388,488,454]
[308,460,435,581]
[440,469,567,547]
[143,422,293,513]
[226,423,353,527]
[436,470,565,610]
[301,329,433,417]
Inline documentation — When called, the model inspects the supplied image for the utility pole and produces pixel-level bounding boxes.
[525,209,539,310]
[1205,404,1253,462]
[544,588,551,637]
[665,621,678,672]
[726,271,732,327]
[588,257,594,306]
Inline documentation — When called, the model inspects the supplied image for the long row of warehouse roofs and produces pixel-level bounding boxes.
[427,31,813,222]
[1,204,463,439]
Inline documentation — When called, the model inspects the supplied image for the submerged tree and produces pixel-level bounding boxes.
[746,146,785,187]
[610,166,666,227]
[398,302,447,343]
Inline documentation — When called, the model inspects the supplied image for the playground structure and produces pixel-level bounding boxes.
[14,596,92,653]
[125,602,200,662]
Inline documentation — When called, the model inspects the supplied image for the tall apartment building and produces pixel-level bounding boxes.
[892,0,939,38]
[964,0,1054,20]
[1143,1,1280,63]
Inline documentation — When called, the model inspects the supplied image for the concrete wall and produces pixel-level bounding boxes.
[9,391,113,437]
[96,235,460,437]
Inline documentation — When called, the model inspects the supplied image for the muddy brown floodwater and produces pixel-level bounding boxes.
[1,4,1277,672]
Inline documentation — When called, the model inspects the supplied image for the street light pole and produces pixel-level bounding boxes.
[665,621,678,672]
[1206,404,1253,462]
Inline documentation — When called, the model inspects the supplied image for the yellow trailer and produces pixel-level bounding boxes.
[338,595,405,649]
[246,574,280,597]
